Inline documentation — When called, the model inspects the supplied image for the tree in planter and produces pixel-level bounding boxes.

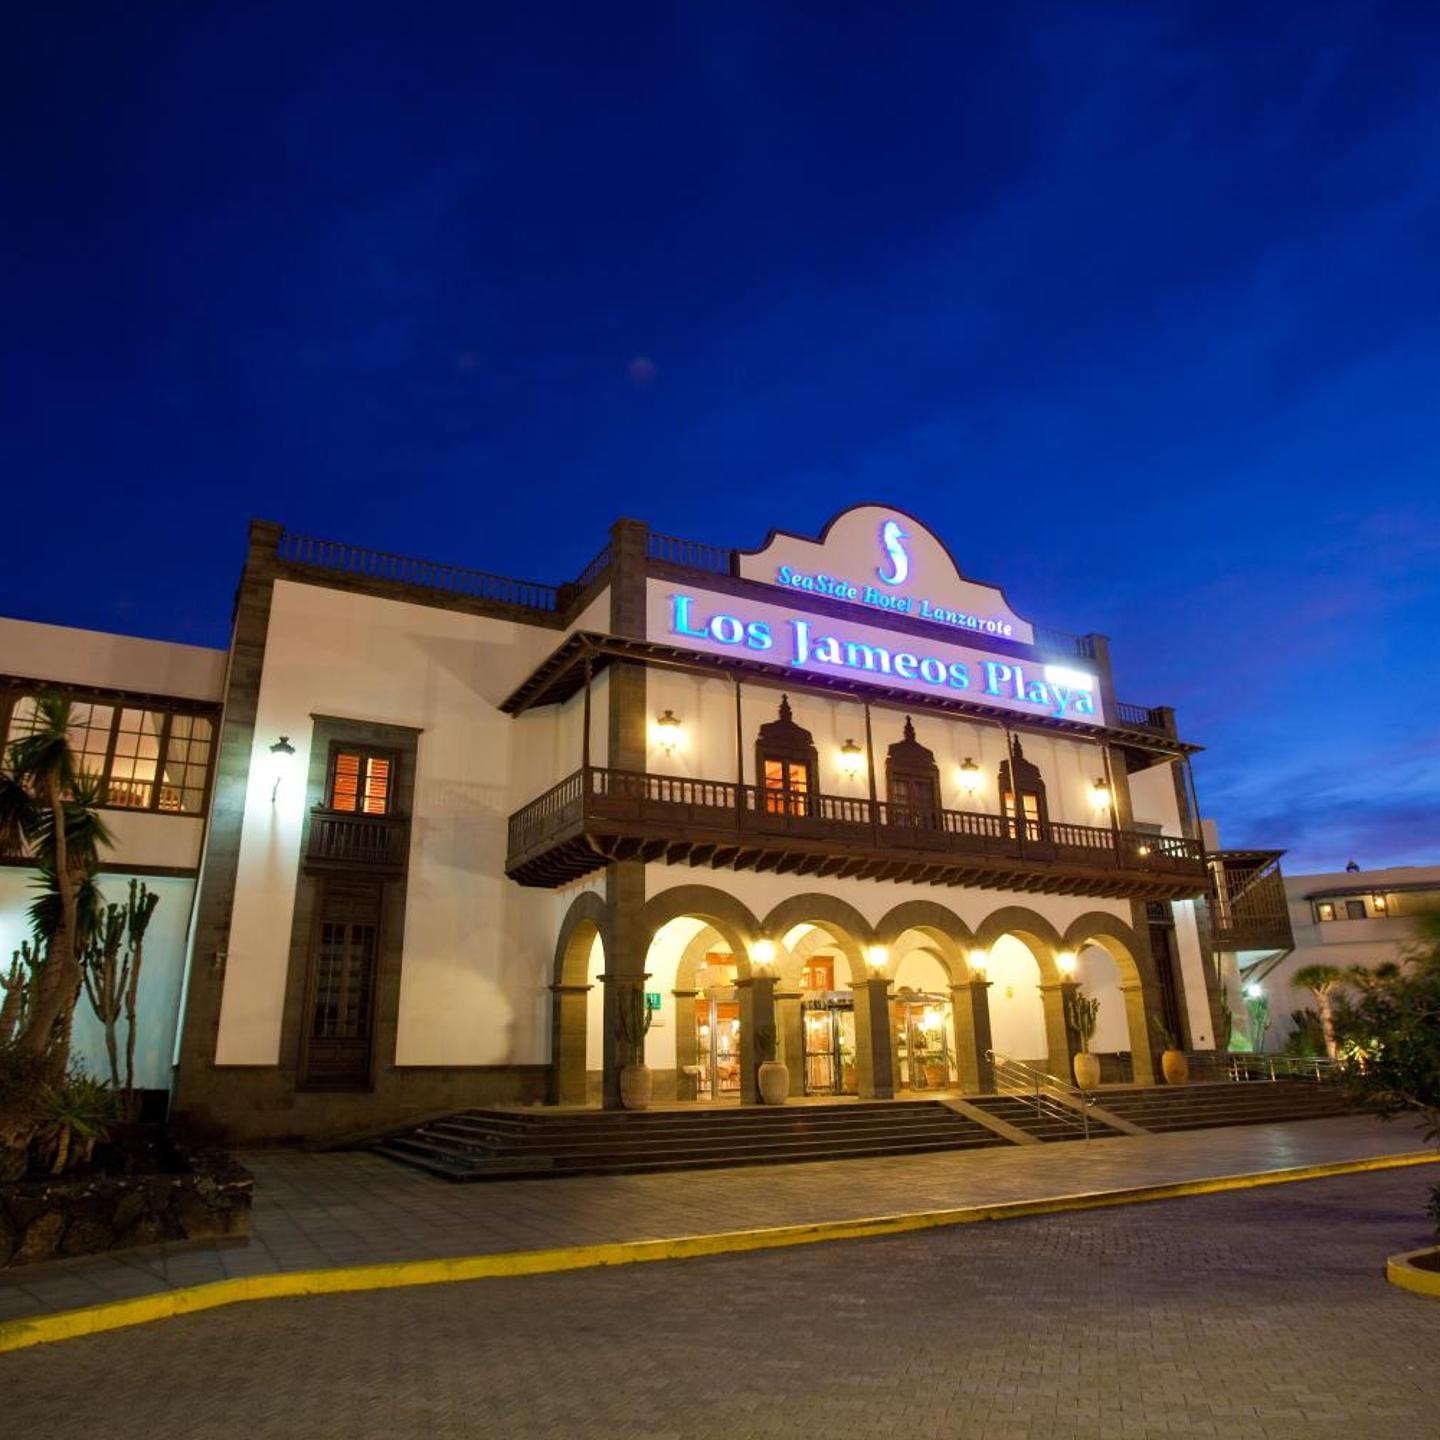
[1066,989,1101,1088]
[1292,963,1347,1059]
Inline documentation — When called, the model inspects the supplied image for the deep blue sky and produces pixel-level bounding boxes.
[4,3,1439,873]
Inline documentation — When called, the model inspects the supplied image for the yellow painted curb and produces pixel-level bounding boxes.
[1387,1246,1440,1300]
[3,1147,1436,1355]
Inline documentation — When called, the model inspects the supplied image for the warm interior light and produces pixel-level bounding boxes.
[968,947,989,977]
[865,944,889,973]
[1056,950,1078,977]
[839,738,864,779]
[957,757,983,797]
[654,709,682,754]
[751,938,777,971]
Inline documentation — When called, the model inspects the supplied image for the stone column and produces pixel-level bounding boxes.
[736,975,778,1104]
[1040,980,1078,1082]
[1122,981,1161,1086]
[672,989,699,1101]
[549,983,592,1107]
[950,981,994,1094]
[851,976,896,1099]
[775,988,804,1098]
[601,861,648,1109]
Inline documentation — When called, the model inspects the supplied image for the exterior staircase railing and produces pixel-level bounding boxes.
[986,1051,1095,1140]
[1185,1052,1344,1085]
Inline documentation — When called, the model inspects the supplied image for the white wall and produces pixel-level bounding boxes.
[987,935,1047,1061]
[1076,944,1128,1052]
[0,617,225,701]
[0,867,195,1090]
[216,579,585,1067]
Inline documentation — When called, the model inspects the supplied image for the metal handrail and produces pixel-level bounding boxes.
[986,1051,1094,1140]
[1188,1052,1344,1085]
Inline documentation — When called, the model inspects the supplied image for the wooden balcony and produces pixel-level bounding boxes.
[305,810,410,875]
[1207,849,1294,951]
[506,766,1207,900]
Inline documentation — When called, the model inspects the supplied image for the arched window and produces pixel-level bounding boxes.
[755,694,817,816]
[885,717,940,828]
[998,739,1049,840]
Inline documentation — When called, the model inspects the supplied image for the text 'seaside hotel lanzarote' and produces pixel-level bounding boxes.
[133,503,1228,1141]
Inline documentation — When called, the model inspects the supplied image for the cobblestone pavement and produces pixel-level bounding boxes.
[0,1115,1430,1325]
[6,1167,1440,1439]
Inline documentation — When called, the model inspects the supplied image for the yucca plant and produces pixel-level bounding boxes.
[35,1072,117,1175]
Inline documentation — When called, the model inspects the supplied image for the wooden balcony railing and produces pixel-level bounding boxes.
[306,811,410,873]
[506,765,1206,895]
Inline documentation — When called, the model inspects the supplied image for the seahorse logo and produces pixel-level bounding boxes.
[876,519,910,586]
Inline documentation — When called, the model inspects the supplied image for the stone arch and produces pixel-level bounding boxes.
[640,884,761,974]
[1062,910,1160,1083]
[761,893,873,975]
[551,889,608,1105]
[973,905,1065,981]
[874,900,973,982]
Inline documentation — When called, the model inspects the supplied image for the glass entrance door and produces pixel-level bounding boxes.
[802,1000,857,1095]
[694,995,741,1100]
[894,994,957,1090]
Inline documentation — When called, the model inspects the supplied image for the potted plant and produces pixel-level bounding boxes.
[1150,1016,1188,1085]
[1066,989,1102,1090]
[756,1023,788,1105]
[617,986,654,1110]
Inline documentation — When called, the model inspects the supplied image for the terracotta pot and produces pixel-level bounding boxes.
[619,1064,652,1111]
[1072,1051,1102,1090]
[758,1059,789,1105]
[1161,1049,1189,1086]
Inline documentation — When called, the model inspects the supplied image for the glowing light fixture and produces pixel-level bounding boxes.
[957,757,983,798]
[1091,778,1112,809]
[1044,664,1098,692]
[839,738,865,780]
[268,735,296,803]
[968,947,989,978]
[751,938,777,972]
[865,944,889,974]
[1056,950,1078,978]
[654,709,682,755]
[1373,895,1387,912]
[1244,982,1264,1000]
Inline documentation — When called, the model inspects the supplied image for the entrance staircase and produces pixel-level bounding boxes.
[372,1099,1007,1181]
[1081,1079,1353,1132]
[964,1093,1124,1143]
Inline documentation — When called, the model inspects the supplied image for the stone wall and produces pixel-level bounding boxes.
[0,1149,252,1267]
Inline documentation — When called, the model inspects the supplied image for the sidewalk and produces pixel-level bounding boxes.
[1,1114,1434,1333]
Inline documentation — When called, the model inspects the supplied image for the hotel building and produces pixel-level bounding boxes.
[4,507,1246,1143]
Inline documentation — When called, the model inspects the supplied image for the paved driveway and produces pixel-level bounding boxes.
[6,1166,1440,1439]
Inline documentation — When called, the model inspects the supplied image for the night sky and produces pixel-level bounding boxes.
[4,4,1439,873]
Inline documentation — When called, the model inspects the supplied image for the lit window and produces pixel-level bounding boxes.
[328,748,394,815]
[4,694,213,815]
[1315,902,1335,922]
[1373,895,1387,913]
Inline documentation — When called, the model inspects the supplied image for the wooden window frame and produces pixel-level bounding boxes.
[0,683,217,817]
[322,742,399,816]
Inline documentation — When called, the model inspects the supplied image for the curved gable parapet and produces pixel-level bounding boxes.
[736,503,1037,646]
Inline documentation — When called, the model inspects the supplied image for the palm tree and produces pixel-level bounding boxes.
[1292,963,1346,1059]
[3,698,96,1071]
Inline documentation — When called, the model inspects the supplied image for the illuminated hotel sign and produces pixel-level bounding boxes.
[645,581,1103,725]
[736,505,1035,645]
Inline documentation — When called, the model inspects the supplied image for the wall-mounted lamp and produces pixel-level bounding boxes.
[1056,950,1078,978]
[751,937,777,974]
[1373,895,1387,913]
[839,738,865,781]
[1136,843,1151,857]
[957,757,983,799]
[1091,778,1111,810]
[654,709,682,755]
[865,943,889,976]
[268,735,296,803]
[1244,982,1264,1000]
[968,947,989,979]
